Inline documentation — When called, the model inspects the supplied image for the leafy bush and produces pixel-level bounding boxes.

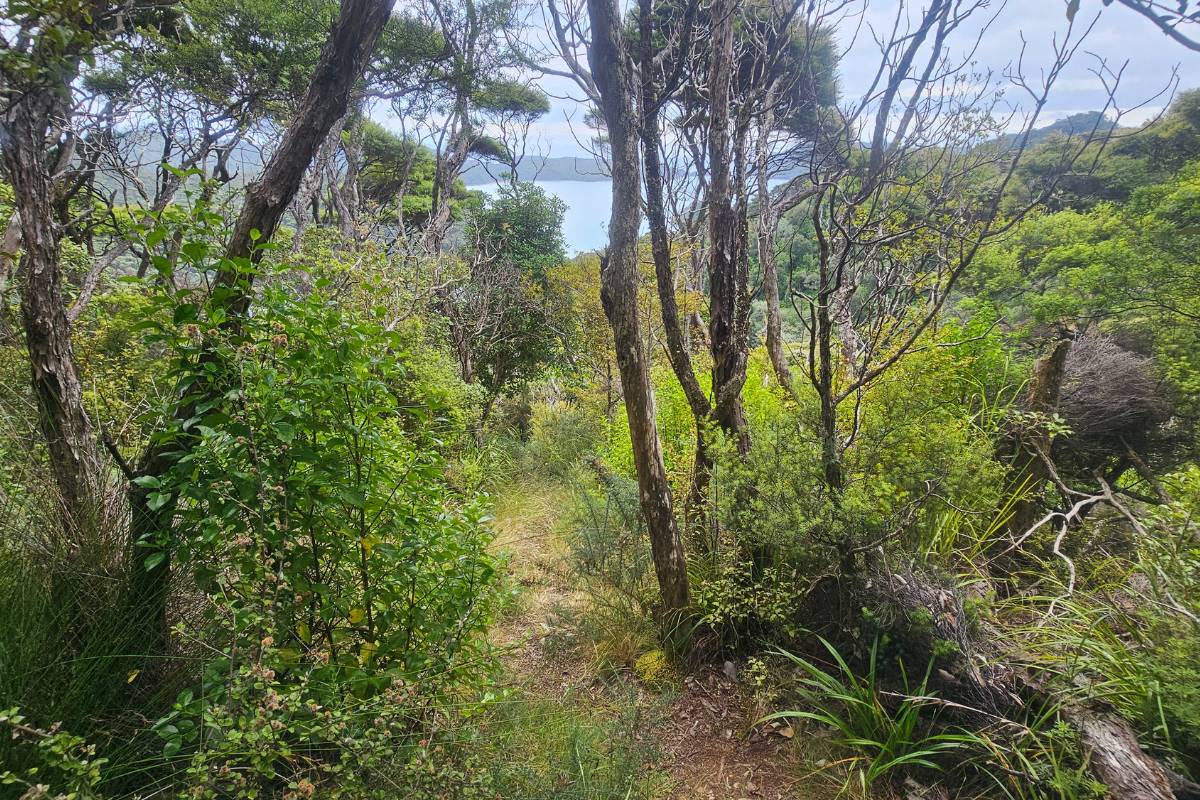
[520,402,607,480]
[139,270,500,794]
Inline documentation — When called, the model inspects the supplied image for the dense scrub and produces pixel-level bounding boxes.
[3,0,1200,798]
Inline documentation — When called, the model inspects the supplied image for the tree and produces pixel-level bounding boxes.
[632,0,835,511]
[443,183,570,424]
[777,0,1131,507]
[351,120,442,234]
[418,0,549,251]
[563,0,692,613]
[0,0,169,535]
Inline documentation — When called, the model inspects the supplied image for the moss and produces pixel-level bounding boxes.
[633,649,674,691]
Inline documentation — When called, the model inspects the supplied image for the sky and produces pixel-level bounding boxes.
[522,0,1200,158]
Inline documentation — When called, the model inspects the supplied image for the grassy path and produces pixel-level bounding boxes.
[487,477,823,800]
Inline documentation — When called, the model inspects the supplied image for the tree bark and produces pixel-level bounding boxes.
[422,100,472,253]
[2,82,103,537]
[858,568,1179,800]
[1003,336,1073,546]
[706,0,751,455]
[637,0,712,523]
[1060,706,1175,800]
[587,0,690,613]
[1,210,20,336]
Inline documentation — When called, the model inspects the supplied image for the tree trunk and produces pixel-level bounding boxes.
[816,242,843,494]
[756,103,794,395]
[1,210,20,336]
[637,0,712,523]
[422,101,472,253]
[1003,336,1073,546]
[1060,706,1176,800]
[706,0,751,455]
[338,105,365,240]
[291,118,346,253]
[2,90,103,536]
[587,0,690,614]
[858,568,1179,800]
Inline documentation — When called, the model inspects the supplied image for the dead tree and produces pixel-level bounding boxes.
[1001,334,1074,554]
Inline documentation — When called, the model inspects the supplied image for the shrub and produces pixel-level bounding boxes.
[141,275,500,795]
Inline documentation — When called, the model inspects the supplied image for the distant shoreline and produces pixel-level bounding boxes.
[461,155,608,186]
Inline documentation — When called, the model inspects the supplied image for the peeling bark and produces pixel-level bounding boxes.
[587,0,690,613]
[1004,336,1073,547]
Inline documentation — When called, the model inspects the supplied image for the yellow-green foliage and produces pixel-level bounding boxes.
[73,288,171,443]
[633,649,674,691]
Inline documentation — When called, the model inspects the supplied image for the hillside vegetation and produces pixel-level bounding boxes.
[2,1,1200,798]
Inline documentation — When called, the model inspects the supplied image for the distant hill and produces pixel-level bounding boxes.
[461,155,607,185]
[1001,111,1114,148]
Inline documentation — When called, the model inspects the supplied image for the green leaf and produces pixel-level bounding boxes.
[147,492,173,511]
[181,241,208,263]
[173,303,198,325]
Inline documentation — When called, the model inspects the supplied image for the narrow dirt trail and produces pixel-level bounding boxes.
[488,479,823,800]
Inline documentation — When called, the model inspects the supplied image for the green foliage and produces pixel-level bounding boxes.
[471,78,549,118]
[520,403,608,480]
[0,476,159,796]
[465,181,567,283]
[131,0,334,112]
[451,182,571,401]
[688,333,1008,647]
[358,121,441,222]
[158,281,498,671]
[426,689,666,799]
[0,708,106,800]
[764,638,978,794]
[1010,91,1200,211]
[556,475,661,672]
[71,206,502,794]
[969,713,1105,800]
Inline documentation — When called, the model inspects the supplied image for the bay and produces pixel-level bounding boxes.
[474,180,613,255]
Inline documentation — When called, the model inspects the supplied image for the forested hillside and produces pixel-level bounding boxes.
[2,0,1200,798]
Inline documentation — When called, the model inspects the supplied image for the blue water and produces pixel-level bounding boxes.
[474,180,613,254]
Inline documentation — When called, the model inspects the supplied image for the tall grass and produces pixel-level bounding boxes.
[460,687,666,799]
[0,472,179,794]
